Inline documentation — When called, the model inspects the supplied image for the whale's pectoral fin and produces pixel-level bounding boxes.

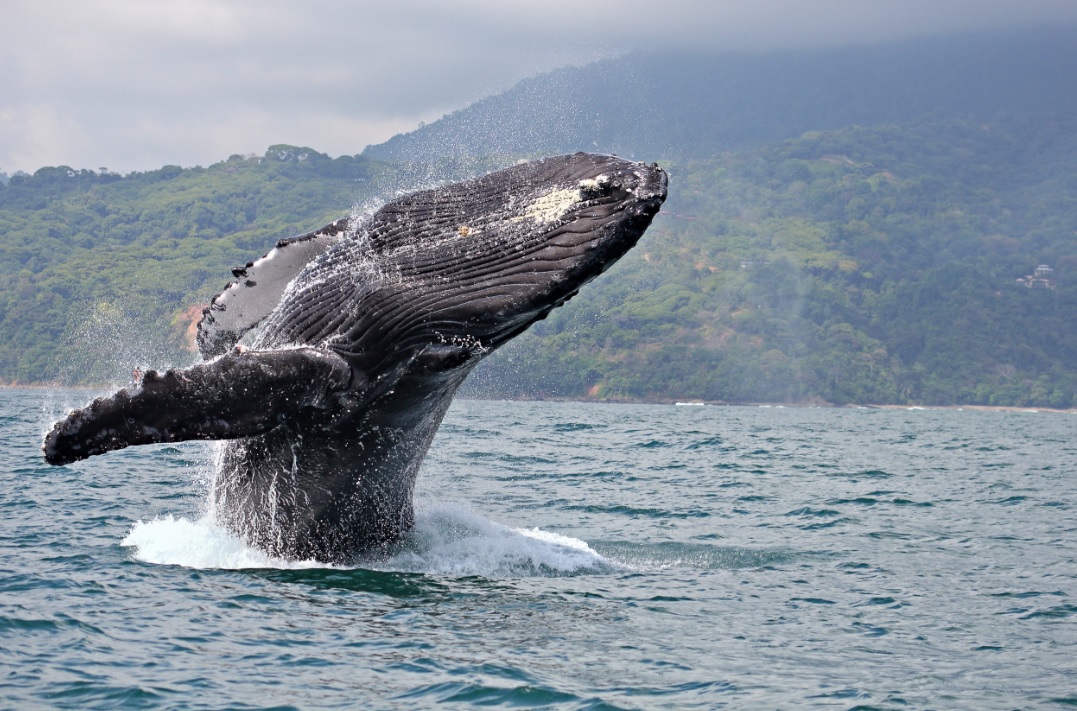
[43,347,355,466]
[197,218,352,358]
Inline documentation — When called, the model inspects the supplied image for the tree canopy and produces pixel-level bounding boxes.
[2,118,1075,407]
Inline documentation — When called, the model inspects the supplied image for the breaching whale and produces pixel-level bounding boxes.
[43,153,668,563]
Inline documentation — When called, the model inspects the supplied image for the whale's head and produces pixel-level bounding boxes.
[261,153,667,378]
[409,153,667,351]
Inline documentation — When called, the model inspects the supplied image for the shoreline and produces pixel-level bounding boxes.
[6,385,1073,413]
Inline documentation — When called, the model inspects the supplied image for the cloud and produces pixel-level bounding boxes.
[2,0,1075,173]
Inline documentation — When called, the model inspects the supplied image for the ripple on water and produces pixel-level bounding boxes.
[394,680,587,707]
[594,540,805,571]
[4,392,1077,709]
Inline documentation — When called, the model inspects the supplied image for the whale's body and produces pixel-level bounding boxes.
[44,153,668,562]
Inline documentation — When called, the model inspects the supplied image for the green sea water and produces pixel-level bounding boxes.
[3,390,1075,709]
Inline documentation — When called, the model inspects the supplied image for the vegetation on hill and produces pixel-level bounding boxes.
[1,66,1074,407]
[463,118,1077,407]
[0,147,386,383]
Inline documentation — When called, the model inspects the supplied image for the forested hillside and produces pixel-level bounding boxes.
[2,31,1075,406]
[463,117,1077,407]
[2,118,1074,406]
[0,147,386,383]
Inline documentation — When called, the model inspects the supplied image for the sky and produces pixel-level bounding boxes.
[3,0,1076,175]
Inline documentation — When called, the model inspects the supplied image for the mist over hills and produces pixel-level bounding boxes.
[364,29,1077,164]
[2,28,1075,406]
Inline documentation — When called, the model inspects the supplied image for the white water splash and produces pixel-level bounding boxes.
[375,503,618,576]
[122,514,322,570]
[121,504,616,577]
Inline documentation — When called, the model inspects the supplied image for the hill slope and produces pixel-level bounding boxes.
[364,30,1077,163]
[2,30,1076,407]
[462,117,1077,407]
[0,147,385,383]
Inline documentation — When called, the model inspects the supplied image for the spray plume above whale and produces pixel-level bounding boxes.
[43,153,668,563]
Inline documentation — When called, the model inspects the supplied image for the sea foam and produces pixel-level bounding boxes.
[121,503,616,577]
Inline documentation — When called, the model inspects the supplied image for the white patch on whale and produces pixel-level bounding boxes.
[512,186,583,225]
[198,226,346,356]
[578,174,610,192]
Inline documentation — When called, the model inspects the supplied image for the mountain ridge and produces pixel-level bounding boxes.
[363,29,1077,163]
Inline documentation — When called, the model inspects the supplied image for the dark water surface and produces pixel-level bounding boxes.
[3,389,1076,709]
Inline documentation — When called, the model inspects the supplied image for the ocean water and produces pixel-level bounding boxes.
[2,389,1075,709]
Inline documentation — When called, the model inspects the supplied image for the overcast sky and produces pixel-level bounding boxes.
[2,0,1076,175]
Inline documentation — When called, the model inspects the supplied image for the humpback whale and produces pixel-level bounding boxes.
[43,153,668,563]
